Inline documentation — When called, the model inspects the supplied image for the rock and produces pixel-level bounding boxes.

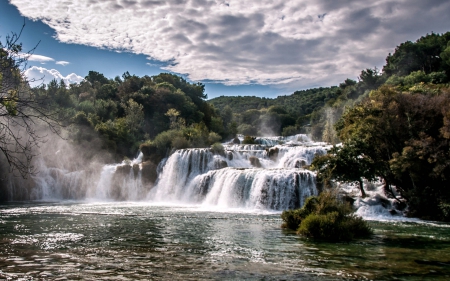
[132,164,140,178]
[139,143,163,163]
[389,209,398,215]
[141,161,158,185]
[294,160,307,168]
[342,195,356,206]
[393,200,407,211]
[111,164,132,200]
[249,156,262,168]
[214,160,228,169]
[267,147,279,161]
[227,151,234,161]
[232,137,240,144]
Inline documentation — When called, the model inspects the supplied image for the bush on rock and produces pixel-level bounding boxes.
[281,190,372,241]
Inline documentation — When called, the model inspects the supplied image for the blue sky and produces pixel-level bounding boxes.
[1,0,450,99]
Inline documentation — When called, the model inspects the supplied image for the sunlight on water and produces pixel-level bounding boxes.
[1,202,450,280]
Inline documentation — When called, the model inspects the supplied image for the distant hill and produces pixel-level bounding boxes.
[208,86,341,117]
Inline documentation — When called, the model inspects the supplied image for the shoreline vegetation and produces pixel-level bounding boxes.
[1,28,450,223]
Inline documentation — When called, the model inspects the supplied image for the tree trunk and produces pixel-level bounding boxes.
[358,178,366,198]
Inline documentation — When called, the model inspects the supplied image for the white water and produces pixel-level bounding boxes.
[147,136,329,210]
[5,134,410,218]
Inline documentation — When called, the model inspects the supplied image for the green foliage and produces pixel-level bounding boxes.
[151,129,184,156]
[30,69,219,159]
[282,125,298,137]
[210,142,224,154]
[242,135,257,144]
[281,196,318,229]
[208,132,222,144]
[333,85,450,220]
[237,124,257,136]
[281,191,372,241]
[311,139,377,197]
[298,212,371,241]
[208,86,343,139]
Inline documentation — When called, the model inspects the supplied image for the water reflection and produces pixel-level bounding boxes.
[1,202,450,280]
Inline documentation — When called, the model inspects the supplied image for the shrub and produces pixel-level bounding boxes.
[297,212,371,241]
[237,124,257,136]
[172,136,189,149]
[282,125,299,137]
[208,132,222,145]
[210,142,224,154]
[281,190,372,241]
[242,135,257,144]
[281,196,318,229]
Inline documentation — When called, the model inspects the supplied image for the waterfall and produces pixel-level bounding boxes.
[4,134,330,211]
[88,153,144,201]
[148,140,329,210]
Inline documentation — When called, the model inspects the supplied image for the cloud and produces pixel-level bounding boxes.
[10,0,450,89]
[24,66,84,87]
[56,61,70,66]
[27,54,54,64]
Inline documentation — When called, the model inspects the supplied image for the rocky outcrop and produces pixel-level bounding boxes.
[141,161,158,186]
[213,159,228,169]
[249,156,262,168]
[267,147,279,161]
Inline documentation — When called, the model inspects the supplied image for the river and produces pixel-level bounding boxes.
[1,202,450,280]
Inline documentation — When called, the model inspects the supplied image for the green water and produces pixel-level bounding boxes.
[1,202,449,280]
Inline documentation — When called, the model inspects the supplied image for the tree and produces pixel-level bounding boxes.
[329,85,450,220]
[0,25,61,178]
[311,139,376,197]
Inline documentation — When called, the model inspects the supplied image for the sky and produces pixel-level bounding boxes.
[1,0,450,99]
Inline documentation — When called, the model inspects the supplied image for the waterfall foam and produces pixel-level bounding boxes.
[147,139,330,210]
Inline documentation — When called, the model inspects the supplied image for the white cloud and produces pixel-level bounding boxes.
[56,61,70,66]
[24,66,84,87]
[27,54,54,64]
[10,0,450,88]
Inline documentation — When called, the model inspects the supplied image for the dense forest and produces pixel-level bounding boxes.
[28,72,228,163]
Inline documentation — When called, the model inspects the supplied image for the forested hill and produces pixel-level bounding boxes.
[209,87,341,117]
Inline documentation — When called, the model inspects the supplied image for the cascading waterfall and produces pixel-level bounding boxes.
[148,137,330,210]
[5,134,332,211]
[90,153,144,201]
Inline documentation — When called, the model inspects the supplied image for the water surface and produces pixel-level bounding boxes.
[1,202,450,280]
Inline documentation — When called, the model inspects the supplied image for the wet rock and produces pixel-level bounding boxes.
[141,161,158,185]
[132,164,140,178]
[342,195,356,206]
[267,147,279,161]
[294,160,307,168]
[111,164,132,200]
[232,137,240,144]
[393,200,407,211]
[214,160,228,169]
[227,151,234,161]
[389,209,398,215]
[139,143,163,163]
[249,156,262,168]
[379,196,391,208]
